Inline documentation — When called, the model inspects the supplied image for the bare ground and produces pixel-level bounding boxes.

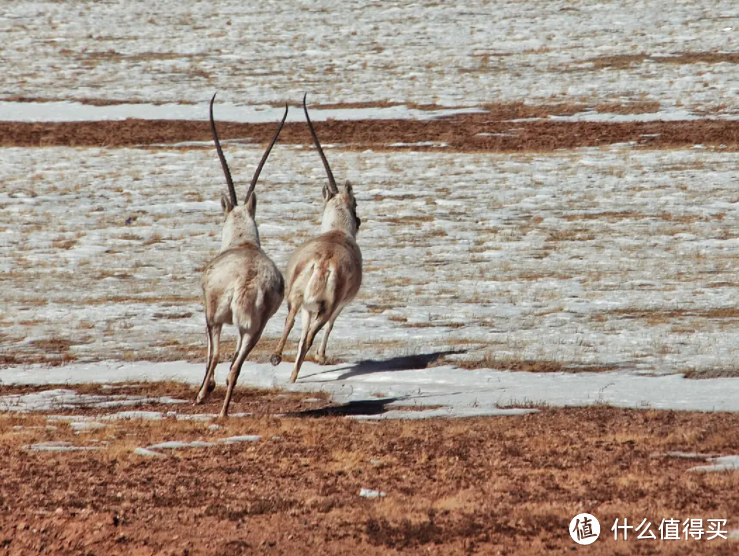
[1,384,739,555]
[4,104,739,553]
[2,104,739,152]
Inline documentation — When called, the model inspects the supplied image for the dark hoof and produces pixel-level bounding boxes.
[270,354,282,366]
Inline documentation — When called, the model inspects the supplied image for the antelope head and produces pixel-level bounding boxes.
[303,94,361,238]
[210,93,288,252]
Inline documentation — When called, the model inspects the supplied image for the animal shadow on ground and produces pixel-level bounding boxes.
[284,397,403,418]
[287,350,464,418]
[331,350,464,381]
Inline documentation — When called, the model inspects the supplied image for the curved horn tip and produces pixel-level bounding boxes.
[245,102,290,198]
[209,91,237,207]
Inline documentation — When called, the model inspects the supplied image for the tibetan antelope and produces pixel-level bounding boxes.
[196,93,286,417]
[270,94,362,383]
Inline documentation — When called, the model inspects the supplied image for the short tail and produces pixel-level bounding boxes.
[304,261,333,313]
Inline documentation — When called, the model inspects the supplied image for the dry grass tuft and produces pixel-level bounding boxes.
[452,354,619,374]
[30,337,76,352]
[51,237,78,250]
[596,101,661,114]
[579,51,739,71]
[609,307,739,326]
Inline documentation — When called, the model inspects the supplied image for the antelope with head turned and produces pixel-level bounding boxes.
[196,93,286,417]
[270,94,362,383]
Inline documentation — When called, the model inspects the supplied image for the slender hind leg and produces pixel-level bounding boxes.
[271,303,298,366]
[196,323,221,404]
[315,314,338,364]
[289,310,311,383]
[289,309,330,383]
[219,326,265,419]
[226,334,243,389]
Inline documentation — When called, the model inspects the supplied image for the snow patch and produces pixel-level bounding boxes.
[662,452,716,460]
[221,435,261,443]
[69,421,106,432]
[547,107,739,123]
[689,456,739,472]
[134,447,166,457]
[5,360,739,418]
[0,389,185,413]
[359,488,387,499]
[0,101,486,124]
[101,411,166,421]
[147,440,216,450]
[24,441,100,452]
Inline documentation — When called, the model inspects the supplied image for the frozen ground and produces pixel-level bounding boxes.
[0,100,487,123]
[0,387,185,412]
[4,4,739,554]
[3,0,739,416]
[690,455,739,472]
[3,360,739,415]
[2,1,739,112]
[3,145,739,378]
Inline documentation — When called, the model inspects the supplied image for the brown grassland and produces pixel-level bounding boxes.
[2,104,739,153]
[3,108,739,554]
[1,384,739,555]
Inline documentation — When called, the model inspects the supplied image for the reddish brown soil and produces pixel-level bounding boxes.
[2,391,739,555]
[3,109,739,152]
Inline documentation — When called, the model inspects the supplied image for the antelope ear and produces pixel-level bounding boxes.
[322,183,335,202]
[343,180,353,195]
[221,193,234,216]
[246,192,257,217]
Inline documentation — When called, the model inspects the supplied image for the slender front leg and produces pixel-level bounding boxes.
[271,303,298,366]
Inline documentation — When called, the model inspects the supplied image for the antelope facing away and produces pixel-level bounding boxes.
[270,94,362,383]
[196,94,286,417]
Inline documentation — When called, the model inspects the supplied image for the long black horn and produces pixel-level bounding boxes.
[303,93,338,194]
[209,92,237,207]
[246,103,289,202]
